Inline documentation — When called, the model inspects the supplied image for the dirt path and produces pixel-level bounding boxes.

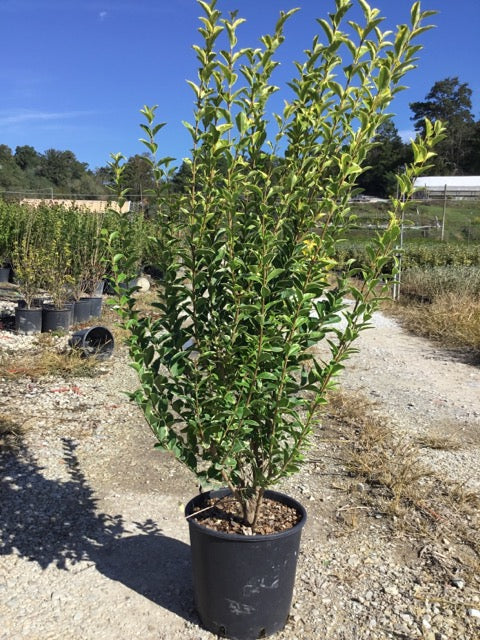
[1,310,479,639]
[339,310,480,491]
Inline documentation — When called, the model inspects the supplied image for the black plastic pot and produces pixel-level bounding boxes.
[185,489,307,640]
[69,326,114,359]
[15,307,42,334]
[41,307,72,333]
[89,296,103,319]
[0,267,9,283]
[73,298,92,323]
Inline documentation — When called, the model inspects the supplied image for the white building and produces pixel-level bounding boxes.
[413,176,480,199]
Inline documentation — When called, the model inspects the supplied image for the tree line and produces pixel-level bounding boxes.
[357,77,480,197]
[1,77,479,201]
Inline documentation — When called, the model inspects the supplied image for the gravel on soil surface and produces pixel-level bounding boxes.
[0,307,479,640]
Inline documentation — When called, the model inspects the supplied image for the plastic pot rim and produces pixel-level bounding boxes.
[185,488,307,543]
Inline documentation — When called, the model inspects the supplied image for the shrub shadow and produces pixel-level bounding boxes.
[0,437,195,622]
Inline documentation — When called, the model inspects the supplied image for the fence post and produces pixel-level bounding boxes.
[441,184,447,241]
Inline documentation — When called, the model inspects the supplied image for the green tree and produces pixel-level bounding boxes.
[14,145,40,172]
[38,149,87,190]
[465,120,480,173]
[122,154,155,201]
[410,77,475,174]
[356,121,411,197]
[170,160,192,193]
[0,145,24,193]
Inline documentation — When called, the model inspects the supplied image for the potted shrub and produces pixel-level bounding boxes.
[12,205,48,333]
[0,200,19,282]
[33,204,75,332]
[68,208,110,322]
[108,1,444,638]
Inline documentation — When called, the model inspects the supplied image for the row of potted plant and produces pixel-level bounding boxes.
[0,199,149,332]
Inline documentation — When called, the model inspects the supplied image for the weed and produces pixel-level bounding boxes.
[391,292,480,353]
[0,414,22,450]
[323,391,480,581]
[2,346,101,380]
[416,434,462,451]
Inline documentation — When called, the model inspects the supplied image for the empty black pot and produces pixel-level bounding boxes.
[69,326,114,359]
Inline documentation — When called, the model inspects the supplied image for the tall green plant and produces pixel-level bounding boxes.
[12,205,49,308]
[36,205,73,309]
[109,0,445,529]
[0,201,21,266]
[67,207,112,298]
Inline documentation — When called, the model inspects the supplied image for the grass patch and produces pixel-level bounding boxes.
[2,340,103,380]
[382,265,480,354]
[400,265,480,301]
[325,391,480,581]
[415,434,462,451]
[327,392,431,515]
[349,199,480,244]
[0,414,23,450]
[391,292,480,353]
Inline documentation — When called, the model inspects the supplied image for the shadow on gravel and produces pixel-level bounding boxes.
[0,437,196,623]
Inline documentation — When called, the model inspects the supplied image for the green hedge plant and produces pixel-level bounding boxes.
[109,0,444,529]
[12,205,50,308]
[0,201,20,268]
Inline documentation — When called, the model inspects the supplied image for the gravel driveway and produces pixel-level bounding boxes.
[1,308,479,639]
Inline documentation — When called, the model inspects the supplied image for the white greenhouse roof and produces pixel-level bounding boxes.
[414,176,480,190]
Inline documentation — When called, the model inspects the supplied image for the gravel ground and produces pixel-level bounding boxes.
[0,300,479,640]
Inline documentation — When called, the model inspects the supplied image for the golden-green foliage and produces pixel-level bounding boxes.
[107,0,445,528]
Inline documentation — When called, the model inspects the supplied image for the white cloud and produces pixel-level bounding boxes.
[0,109,93,127]
[99,10,107,21]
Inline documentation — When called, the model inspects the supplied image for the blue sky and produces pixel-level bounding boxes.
[1,0,479,172]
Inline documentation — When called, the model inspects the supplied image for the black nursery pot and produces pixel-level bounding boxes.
[15,307,42,334]
[69,326,114,360]
[41,306,72,333]
[185,489,307,640]
[73,298,92,323]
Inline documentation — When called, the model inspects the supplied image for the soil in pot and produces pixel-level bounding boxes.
[185,489,306,640]
[190,494,302,536]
